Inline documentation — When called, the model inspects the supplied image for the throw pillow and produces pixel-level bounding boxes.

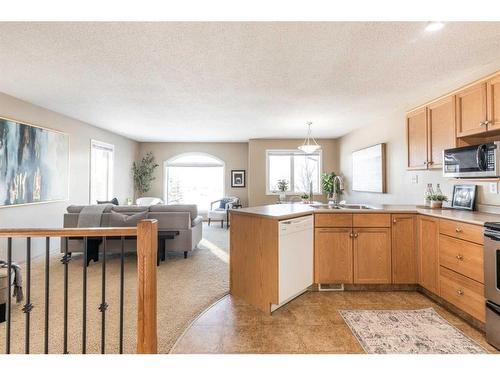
[97,197,119,205]
[219,198,232,209]
[108,211,148,227]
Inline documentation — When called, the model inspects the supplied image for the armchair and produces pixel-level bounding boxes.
[208,197,240,228]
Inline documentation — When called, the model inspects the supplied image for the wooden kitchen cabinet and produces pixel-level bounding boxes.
[391,214,417,284]
[314,228,353,284]
[353,228,392,284]
[406,107,428,170]
[456,81,488,137]
[427,96,456,168]
[418,215,440,294]
[487,73,500,132]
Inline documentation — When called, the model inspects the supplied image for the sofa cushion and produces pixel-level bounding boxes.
[108,211,148,227]
[111,206,149,213]
[149,204,198,219]
[67,204,114,214]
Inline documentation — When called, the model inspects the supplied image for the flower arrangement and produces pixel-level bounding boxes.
[277,179,289,192]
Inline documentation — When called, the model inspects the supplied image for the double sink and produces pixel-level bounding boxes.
[309,203,376,210]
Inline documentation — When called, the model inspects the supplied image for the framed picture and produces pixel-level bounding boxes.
[352,143,386,193]
[451,184,477,211]
[231,170,246,188]
[0,116,69,207]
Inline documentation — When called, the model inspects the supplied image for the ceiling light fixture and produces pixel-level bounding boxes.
[425,22,445,32]
[298,122,321,154]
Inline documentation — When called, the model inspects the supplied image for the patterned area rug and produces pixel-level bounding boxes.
[340,308,487,354]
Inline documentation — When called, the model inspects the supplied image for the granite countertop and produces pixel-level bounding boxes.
[230,203,500,225]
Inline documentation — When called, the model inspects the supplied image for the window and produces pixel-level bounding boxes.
[90,140,114,204]
[266,150,322,194]
[165,153,224,213]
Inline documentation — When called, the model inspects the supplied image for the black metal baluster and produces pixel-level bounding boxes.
[61,237,70,354]
[99,236,108,354]
[5,237,12,354]
[23,237,33,354]
[82,237,88,354]
[44,237,50,354]
[119,236,125,354]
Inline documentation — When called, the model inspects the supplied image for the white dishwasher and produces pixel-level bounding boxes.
[271,215,313,312]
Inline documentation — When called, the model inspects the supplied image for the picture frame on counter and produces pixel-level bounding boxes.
[451,184,477,211]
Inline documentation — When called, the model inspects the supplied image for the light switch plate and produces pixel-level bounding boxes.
[411,174,418,184]
[489,182,498,194]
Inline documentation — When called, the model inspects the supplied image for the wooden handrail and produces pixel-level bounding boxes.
[0,227,137,238]
[136,219,158,354]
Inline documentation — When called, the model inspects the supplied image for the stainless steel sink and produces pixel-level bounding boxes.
[310,203,375,210]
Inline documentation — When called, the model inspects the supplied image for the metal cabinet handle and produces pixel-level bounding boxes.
[393,219,397,224]
[480,121,487,127]
[455,227,462,233]
[423,161,428,165]
[354,233,359,238]
[456,254,464,261]
[457,289,464,296]
[349,232,354,238]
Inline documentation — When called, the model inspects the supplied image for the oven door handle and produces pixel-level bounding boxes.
[486,301,500,316]
[484,232,500,241]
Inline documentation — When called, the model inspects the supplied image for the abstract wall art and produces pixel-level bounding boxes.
[0,117,69,207]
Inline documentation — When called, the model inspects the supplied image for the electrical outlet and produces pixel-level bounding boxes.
[411,174,418,184]
[489,182,498,194]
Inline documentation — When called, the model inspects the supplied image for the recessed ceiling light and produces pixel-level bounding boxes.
[425,22,445,32]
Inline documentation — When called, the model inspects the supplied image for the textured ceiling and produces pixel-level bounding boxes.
[1,22,500,142]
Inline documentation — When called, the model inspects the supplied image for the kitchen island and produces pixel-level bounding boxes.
[230,203,497,324]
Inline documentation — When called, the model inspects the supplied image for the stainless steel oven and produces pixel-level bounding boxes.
[484,222,500,350]
[443,142,500,178]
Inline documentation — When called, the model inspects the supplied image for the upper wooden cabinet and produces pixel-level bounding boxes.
[427,96,456,168]
[456,82,488,137]
[487,74,500,132]
[392,214,417,284]
[406,107,428,170]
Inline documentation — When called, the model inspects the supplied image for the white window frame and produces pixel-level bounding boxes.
[163,152,226,210]
[89,139,114,204]
[265,149,323,195]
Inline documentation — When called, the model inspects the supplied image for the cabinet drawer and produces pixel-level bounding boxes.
[439,219,483,245]
[353,214,391,228]
[439,235,484,283]
[440,267,485,322]
[314,214,353,228]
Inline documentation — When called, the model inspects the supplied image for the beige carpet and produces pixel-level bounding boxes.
[0,223,229,354]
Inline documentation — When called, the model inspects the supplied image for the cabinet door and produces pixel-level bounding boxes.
[418,215,439,294]
[406,107,428,170]
[353,228,391,284]
[487,74,500,132]
[314,228,353,284]
[456,82,487,137]
[427,96,456,168]
[392,214,417,284]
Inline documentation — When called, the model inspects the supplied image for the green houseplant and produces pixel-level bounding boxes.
[321,172,343,200]
[428,194,448,209]
[132,152,159,198]
[276,179,289,203]
[300,193,310,204]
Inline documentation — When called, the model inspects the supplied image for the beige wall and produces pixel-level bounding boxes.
[138,142,249,207]
[0,92,138,261]
[338,111,500,207]
[248,139,340,206]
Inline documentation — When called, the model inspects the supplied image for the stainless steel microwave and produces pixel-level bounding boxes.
[443,142,500,178]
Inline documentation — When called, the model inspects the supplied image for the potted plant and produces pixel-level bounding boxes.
[321,172,343,202]
[276,179,289,203]
[132,152,159,199]
[300,193,310,204]
[428,194,448,209]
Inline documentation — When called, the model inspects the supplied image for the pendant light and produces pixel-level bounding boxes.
[298,122,321,154]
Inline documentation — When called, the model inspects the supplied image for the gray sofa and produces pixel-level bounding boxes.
[62,204,203,258]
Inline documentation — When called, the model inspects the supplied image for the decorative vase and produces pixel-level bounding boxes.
[279,191,286,203]
[430,201,442,209]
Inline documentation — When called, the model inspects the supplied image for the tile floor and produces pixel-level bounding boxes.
[170,291,499,354]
